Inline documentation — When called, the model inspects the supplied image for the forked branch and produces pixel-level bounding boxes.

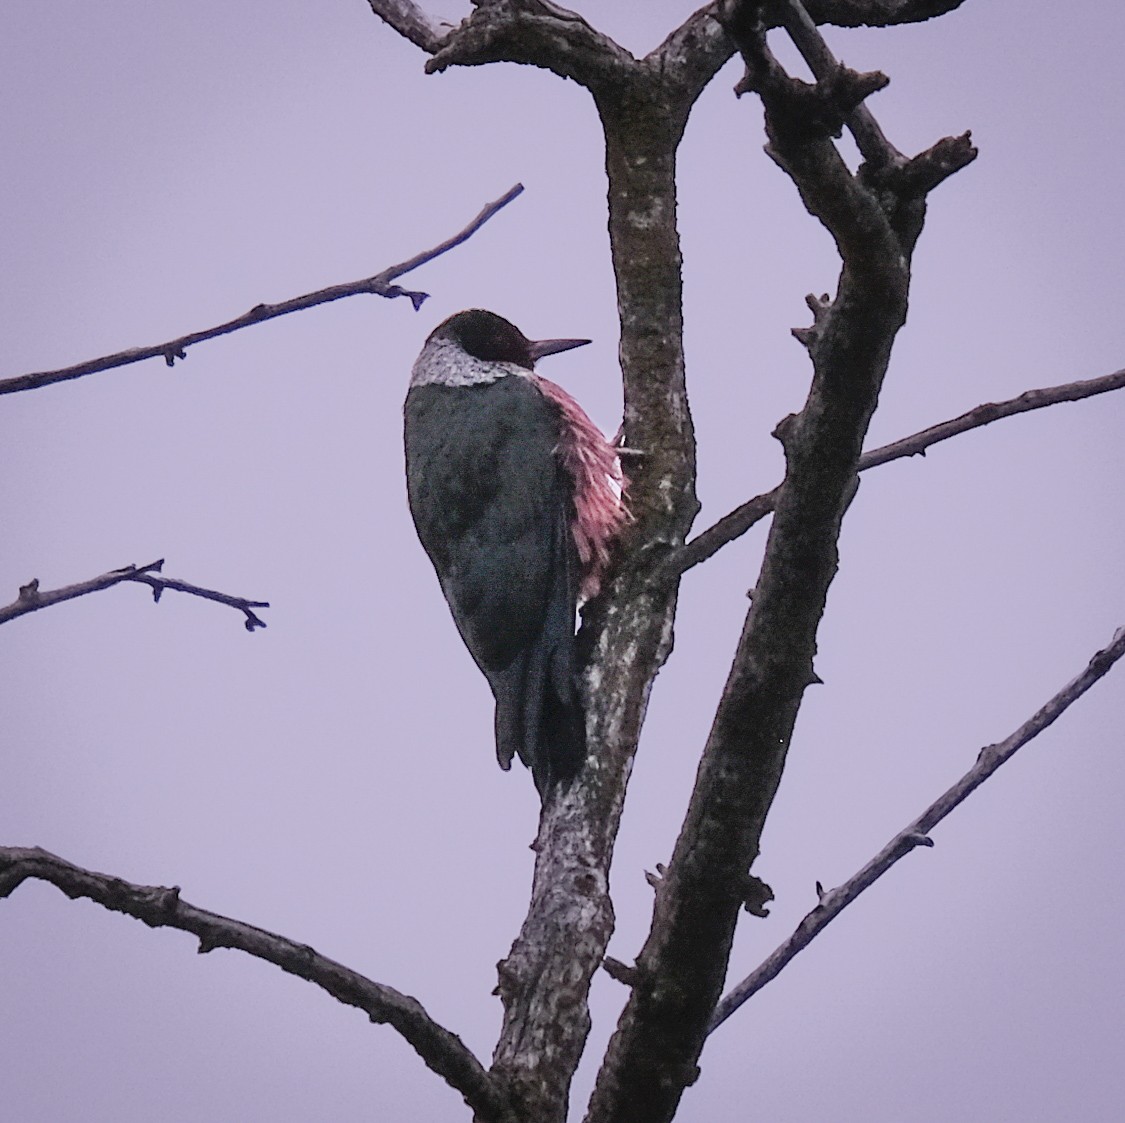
[0,846,515,1123]
[776,0,900,165]
[0,185,524,397]
[711,623,1125,1030]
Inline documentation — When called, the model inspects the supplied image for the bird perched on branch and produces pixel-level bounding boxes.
[405,309,627,799]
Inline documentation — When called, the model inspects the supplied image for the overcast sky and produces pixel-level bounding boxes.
[3,2,1124,1121]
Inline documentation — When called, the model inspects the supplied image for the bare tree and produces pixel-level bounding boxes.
[3,3,1123,1122]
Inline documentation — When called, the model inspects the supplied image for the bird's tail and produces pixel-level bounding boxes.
[491,500,586,800]
[536,667,585,796]
[492,644,585,799]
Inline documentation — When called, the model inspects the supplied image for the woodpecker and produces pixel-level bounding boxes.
[405,309,627,799]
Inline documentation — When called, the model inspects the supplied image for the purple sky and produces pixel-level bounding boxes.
[3,2,1124,1120]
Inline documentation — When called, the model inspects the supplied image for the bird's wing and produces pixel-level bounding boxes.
[404,376,572,672]
[405,376,584,787]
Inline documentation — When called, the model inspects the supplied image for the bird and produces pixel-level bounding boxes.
[404,309,627,799]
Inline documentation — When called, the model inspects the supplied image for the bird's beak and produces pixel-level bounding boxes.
[529,337,592,361]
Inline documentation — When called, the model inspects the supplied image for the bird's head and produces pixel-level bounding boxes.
[410,309,590,388]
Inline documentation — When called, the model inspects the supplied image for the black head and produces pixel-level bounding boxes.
[431,309,589,371]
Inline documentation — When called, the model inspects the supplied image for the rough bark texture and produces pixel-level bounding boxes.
[584,8,975,1121]
[487,46,707,1123]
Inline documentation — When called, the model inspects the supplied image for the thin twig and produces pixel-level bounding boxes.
[709,624,1125,1033]
[0,184,525,397]
[0,846,514,1123]
[666,367,1125,578]
[0,560,269,632]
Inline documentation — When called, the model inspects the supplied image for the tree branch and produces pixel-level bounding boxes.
[710,622,1125,1031]
[668,366,1125,577]
[587,7,971,1119]
[424,0,636,89]
[364,0,449,53]
[363,0,971,69]
[0,184,524,397]
[0,847,515,1123]
[488,46,704,1123]
[0,560,269,632]
[648,5,735,104]
[367,0,970,98]
[802,0,969,25]
[639,0,969,109]
[777,0,901,166]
